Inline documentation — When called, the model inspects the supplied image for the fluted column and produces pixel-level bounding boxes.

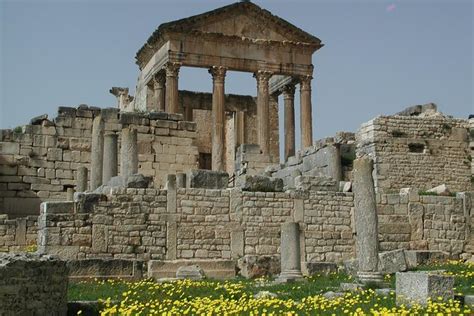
[254,70,273,155]
[282,84,296,161]
[164,62,181,114]
[209,66,227,171]
[300,75,313,149]
[153,72,166,112]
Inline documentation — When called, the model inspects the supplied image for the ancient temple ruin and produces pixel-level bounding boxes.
[0,1,473,281]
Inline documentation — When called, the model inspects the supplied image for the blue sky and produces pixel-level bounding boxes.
[1,0,472,153]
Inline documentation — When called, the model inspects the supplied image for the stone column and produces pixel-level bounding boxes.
[90,115,104,190]
[66,188,74,201]
[109,87,129,111]
[209,66,227,171]
[76,167,88,192]
[282,84,296,161]
[300,75,313,149]
[164,62,181,114]
[254,70,272,155]
[103,132,118,184]
[277,222,303,283]
[353,156,383,283]
[176,173,186,188]
[153,72,166,112]
[120,127,138,178]
[235,111,245,147]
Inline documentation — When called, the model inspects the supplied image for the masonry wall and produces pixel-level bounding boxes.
[37,189,167,261]
[357,115,470,193]
[0,215,37,252]
[0,253,68,315]
[0,106,199,217]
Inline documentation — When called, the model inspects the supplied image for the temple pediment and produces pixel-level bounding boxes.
[136,1,323,67]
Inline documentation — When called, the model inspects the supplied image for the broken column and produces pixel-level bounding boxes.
[109,87,129,111]
[277,222,303,283]
[353,156,383,284]
[90,115,104,190]
[76,167,88,192]
[120,127,138,177]
[103,132,118,184]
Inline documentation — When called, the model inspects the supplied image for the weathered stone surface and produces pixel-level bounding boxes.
[254,291,278,299]
[120,127,138,177]
[404,250,449,269]
[90,115,105,190]
[237,255,280,279]
[427,184,451,196]
[353,157,383,283]
[396,272,454,306]
[103,132,118,184]
[75,192,107,213]
[239,175,283,192]
[187,169,228,189]
[0,253,68,315]
[465,295,474,307]
[323,291,345,299]
[306,261,338,275]
[379,249,407,274]
[76,166,88,192]
[294,175,336,191]
[126,174,152,188]
[176,265,205,280]
[30,113,49,125]
[67,259,144,280]
[276,222,303,283]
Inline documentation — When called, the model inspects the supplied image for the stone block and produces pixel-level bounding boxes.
[176,265,205,280]
[404,250,449,269]
[237,255,280,279]
[295,175,337,191]
[396,272,454,306]
[378,249,407,274]
[238,175,283,192]
[187,169,228,189]
[305,262,338,275]
[0,142,20,155]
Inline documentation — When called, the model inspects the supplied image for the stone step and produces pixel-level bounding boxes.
[148,259,236,280]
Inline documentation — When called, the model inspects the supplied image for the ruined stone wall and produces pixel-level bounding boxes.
[180,90,279,172]
[0,106,198,217]
[469,117,474,187]
[357,115,470,193]
[267,134,355,189]
[303,191,354,262]
[377,189,471,256]
[0,215,37,252]
[34,187,472,264]
[176,188,232,259]
[0,253,68,315]
[37,189,168,261]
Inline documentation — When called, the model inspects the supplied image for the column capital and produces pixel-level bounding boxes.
[164,62,181,78]
[299,75,313,90]
[281,84,296,98]
[253,70,273,85]
[209,66,227,83]
[109,87,128,97]
[153,71,166,86]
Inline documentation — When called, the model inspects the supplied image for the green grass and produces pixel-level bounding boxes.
[68,261,473,314]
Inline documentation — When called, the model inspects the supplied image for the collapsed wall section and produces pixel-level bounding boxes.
[357,114,470,193]
[0,105,199,217]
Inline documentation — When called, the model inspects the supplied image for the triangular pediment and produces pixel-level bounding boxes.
[157,2,322,44]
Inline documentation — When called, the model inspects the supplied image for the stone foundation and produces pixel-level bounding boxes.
[0,253,68,315]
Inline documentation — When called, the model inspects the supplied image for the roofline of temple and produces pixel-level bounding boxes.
[135,1,323,68]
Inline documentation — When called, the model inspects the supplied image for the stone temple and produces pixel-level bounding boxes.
[0,2,473,311]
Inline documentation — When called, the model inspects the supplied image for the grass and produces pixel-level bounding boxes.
[68,260,474,315]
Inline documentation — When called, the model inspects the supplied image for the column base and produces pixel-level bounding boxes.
[357,271,384,284]
[275,269,304,283]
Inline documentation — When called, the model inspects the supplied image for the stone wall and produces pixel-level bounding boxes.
[0,215,37,252]
[35,185,473,264]
[266,133,355,189]
[0,105,198,217]
[377,189,471,256]
[37,189,168,260]
[357,114,470,193]
[0,253,68,315]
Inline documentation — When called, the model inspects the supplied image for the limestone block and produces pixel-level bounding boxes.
[378,249,407,274]
[238,175,283,192]
[176,265,205,280]
[427,184,451,196]
[237,255,280,278]
[396,272,454,306]
[187,169,228,189]
[0,142,20,155]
